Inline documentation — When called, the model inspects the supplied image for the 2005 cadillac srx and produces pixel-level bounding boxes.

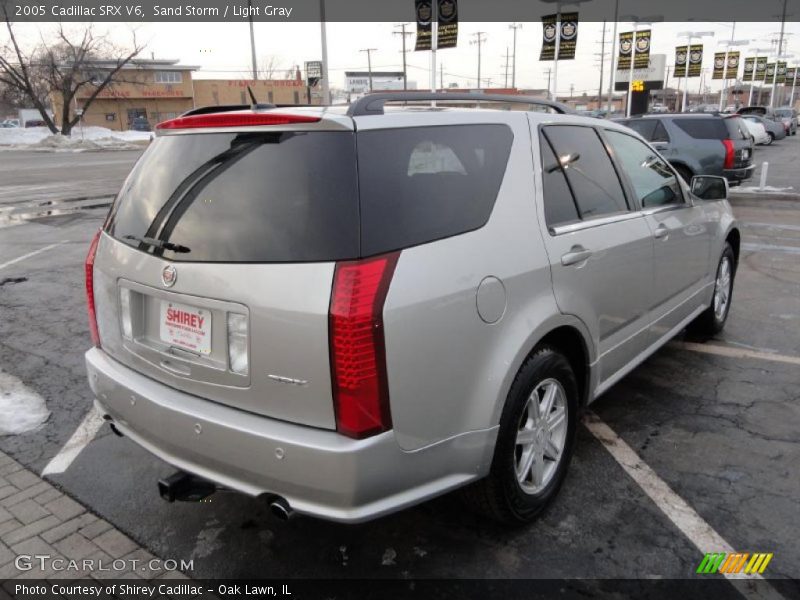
[84,93,740,523]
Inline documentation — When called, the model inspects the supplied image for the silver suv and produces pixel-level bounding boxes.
[85,93,740,524]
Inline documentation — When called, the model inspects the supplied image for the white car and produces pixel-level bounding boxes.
[742,118,770,145]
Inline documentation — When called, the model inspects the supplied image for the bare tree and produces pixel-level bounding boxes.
[256,55,284,80]
[0,7,144,135]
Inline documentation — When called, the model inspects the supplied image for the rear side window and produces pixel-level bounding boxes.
[673,118,728,140]
[622,119,670,142]
[724,117,749,140]
[106,132,360,262]
[540,137,581,226]
[356,125,513,255]
[542,125,628,221]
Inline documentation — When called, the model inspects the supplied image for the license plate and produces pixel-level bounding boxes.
[159,301,211,355]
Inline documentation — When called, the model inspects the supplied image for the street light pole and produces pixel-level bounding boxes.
[717,37,749,112]
[319,0,330,104]
[247,0,257,79]
[621,15,662,117]
[678,30,715,112]
[771,0,788,107]
[606,0,619,114]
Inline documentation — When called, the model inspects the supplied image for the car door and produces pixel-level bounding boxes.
[602,128,713,343]
[532,121,655,386]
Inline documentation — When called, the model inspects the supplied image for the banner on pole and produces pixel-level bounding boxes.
[436,0,458,49]
[556,13,579,60]
[688,45,703,77]
[414,0,432,51]
[713,52,726,79]
[725,51,740,79]
[775,61,787,84]
[674,45,688,77]
[618,30,651,71]
[786,67,797,86]
[755,57,768,81]
[742,56,755,82]
[765,62,775,82]
[539,14,557,61]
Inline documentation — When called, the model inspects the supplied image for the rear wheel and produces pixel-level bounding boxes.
[689,243,736,336]
[461,346,578,523]
[766,132,774,145]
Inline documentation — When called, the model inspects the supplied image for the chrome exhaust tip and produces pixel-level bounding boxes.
[269,498,294,521]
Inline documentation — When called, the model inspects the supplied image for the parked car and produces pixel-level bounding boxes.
[1,119,20,128]
[24,120,47,128]
[737,105,777,119]
[130,116,152,132]
[648,103,669,113]
[619,113,754,185]
[741,117,771,145]
[774,107,798,136]
[84,94,740,524]
[740,114,786,144]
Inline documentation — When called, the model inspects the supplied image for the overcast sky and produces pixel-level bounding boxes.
[8,19,800,95]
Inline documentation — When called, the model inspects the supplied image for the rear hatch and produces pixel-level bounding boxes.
[93,112,358,429]
[722,116,753,169]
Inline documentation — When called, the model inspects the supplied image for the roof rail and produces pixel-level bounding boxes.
[346,92,574,117]
[180,103,276,118]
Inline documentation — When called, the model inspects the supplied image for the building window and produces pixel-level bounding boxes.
[105,113,116,122]
[154,71,182,84]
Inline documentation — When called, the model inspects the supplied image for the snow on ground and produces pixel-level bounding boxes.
[731,185,796,194]
[0,370,50,435]
[0,126,151,151]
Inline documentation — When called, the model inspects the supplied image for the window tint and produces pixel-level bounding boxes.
[652,121,670,142]
[623,119,657,140]
[106,132,360,262]
[357,125,513,255]
[542,126,628,219]
[673,118,729,140]
[724,117,748,140]
[605,130,683,208]
[539,135,580,227]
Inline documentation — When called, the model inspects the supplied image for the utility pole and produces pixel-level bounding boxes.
[502,47,511,88]
[360,49,377,92]
[606,0,619,114]
[509,23,522,89]
[394,24,413,90]
[569,83,574,98]
[596,21,608,109]
[247,0,257,79]
[471,32,487,90]
[319,0,330,104]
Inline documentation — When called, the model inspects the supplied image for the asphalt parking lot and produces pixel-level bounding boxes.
[0,136,798,592]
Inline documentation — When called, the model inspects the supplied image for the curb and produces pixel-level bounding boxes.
[728,192,800,203]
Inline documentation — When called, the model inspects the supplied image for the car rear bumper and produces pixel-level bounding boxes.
[85,348,496,523]
[724,164,755,183]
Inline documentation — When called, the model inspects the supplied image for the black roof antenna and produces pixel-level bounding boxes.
[247,85,273,110]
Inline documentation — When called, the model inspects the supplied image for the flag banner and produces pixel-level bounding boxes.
[557,12,579,60]
[540,13,557,61]
[674,45,688,77]
[755,57,768,81]
[688,44,703,77]
[765,62,775,82]
[786,67,797,85]
[436,0,458,49]
[713,52,726,79]
[414,0,432,51]
[775,61,787,84]
[742,56,755,81]
[726,51,740,79]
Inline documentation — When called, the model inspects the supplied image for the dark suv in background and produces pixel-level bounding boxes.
[619,113,754,185]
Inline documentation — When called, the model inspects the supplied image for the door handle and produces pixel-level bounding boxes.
[561,247,593,266]
[654,225,669,240]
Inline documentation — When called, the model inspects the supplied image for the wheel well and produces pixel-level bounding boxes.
[538,326,590,406]
[669,161,694,178]
[726,228,741,268]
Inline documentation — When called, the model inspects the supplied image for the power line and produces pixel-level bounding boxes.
[470,31,487,90]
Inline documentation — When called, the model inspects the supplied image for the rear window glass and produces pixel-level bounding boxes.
[356,124,514,256]
[106,132,360,262]
[622,119,670,142]
[724,117,749,140]
[673,118,728,140]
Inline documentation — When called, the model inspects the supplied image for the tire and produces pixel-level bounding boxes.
[689,242,736,336]
[673,164,693,185]
[461,346,578,524]
[766,132,774,145]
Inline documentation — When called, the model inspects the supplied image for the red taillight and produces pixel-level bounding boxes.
[85,230,102,347]
[722,139,735,170]
[156,112,321,130]
[329,252,400,439]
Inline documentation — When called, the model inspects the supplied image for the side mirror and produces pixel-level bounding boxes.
[691,175,729,201]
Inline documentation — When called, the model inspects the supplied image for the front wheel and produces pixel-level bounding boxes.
[461,346,578,523]
[689,243,736,336]
[766,132,774,145]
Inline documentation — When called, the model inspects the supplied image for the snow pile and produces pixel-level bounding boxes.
[0,370,50,435]
[0,126,152,151]
[731,185,795,195]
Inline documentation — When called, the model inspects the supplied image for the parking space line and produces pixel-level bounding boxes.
[0,241,68,271]
[671,341,800,367]
[583,411,786,600]
[41,408,105,476]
